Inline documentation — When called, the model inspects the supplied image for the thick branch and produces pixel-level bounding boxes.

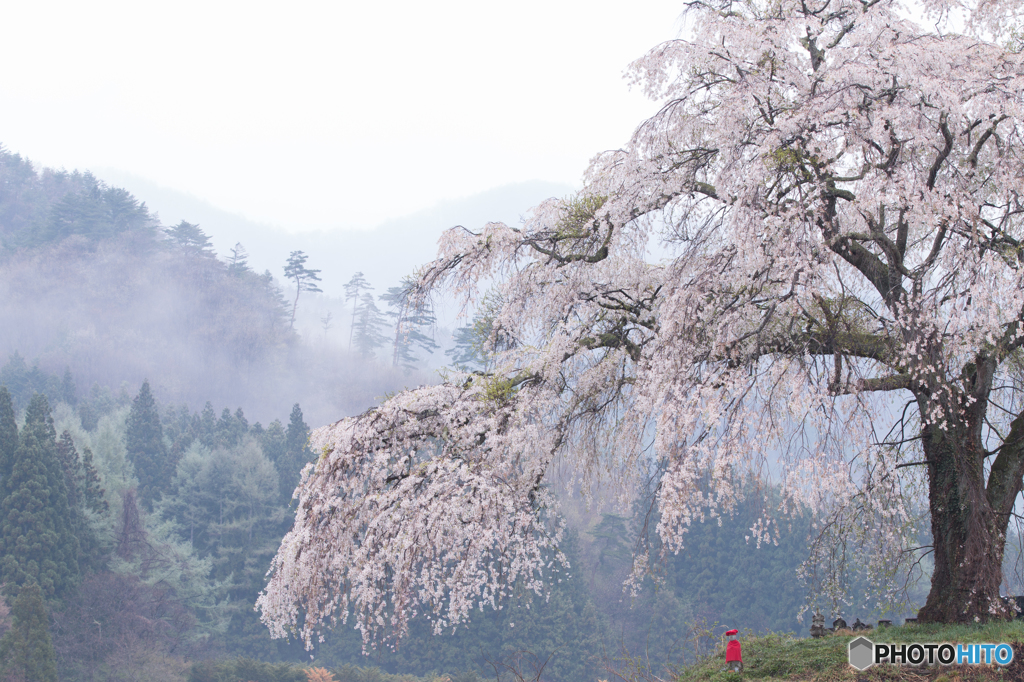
[850,374,913,393]
[927,114,953,190]
[986,410,1024,519]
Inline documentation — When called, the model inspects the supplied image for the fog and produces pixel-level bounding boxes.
[0,147,567,426]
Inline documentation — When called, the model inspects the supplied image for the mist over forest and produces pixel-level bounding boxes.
[0,146,574,427]
[0,145,884,681]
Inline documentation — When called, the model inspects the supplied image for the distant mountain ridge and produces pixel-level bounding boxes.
[97,169,574,296]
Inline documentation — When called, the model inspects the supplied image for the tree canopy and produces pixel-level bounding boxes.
[0,394,80,600]
[284,250,322,329]
[0,582,58,682]
[261,0,1024,646]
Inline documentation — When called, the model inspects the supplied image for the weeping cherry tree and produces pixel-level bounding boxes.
[259,0,1024,644]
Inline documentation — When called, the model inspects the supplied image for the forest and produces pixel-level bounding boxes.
[0,146,820,681]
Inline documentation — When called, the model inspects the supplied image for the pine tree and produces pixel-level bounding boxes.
[381,278,439,371]
[0,582,58,682]
[351,293,389,359]
[228,242,250,275]
[445,294,507,371]
[0,395,80,599]
[284,250,323,330]
[343,272,373,351]
[125,380,168,510]
[279,405,312,499]
[166,220,215,256]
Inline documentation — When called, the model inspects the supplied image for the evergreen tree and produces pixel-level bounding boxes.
[55,430,104,570]
[0,354,67,410]
[215,407,249,448]
[166,220,215,256]
[0,582,58,682]
[588,514,632,585]
[198,402,217,449]
[55,431,84,515]
[228,242,251,275]
[445,295,507,371]
[258,419,288,490]
[343,272,373,351]
[39,179,153,245]
[234,407,249,433]
[217,407,237,448]
[351,293,389,359]
[278,405,312,499]
[158,437,284,656]
[0,395,79,599]
[164,403,198,476]
[283,250,322,330]
[447,325,487,370]
[381,278,439,371]
[77,401,99,431]
[60,366,76,405]
[0,388,15,492]
[79,445,108,515]
[125,380,168,510]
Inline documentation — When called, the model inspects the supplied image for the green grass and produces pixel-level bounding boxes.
[676,621,1024,681]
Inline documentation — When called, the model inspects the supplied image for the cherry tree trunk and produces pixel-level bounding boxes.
[918,422,1009,623]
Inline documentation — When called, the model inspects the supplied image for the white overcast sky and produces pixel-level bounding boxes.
[0,1,683,232]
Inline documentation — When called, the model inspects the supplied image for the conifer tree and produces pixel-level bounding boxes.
[55,430,84,514]
[381,278,439,371]
[60,366,76,405]
[55,430,104,570]
[0,395,79,599]
[125,380,167,510]
[0,387,16,492]
[258,419,287,466]
[166,220,215,256]
[228,242,250,275]
[198,402,217,449]
[351,292,389,359]
[343,272,373,351]
[80,445,108,515]
[215,407,248,448]
[278,404,312,499]
[284,250,322,330]
[0,582,58,682]
[285,404,310,463]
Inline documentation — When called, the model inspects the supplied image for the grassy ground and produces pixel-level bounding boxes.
[676,621,1024,681]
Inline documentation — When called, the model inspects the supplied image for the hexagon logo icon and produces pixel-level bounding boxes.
[848,636,874,671]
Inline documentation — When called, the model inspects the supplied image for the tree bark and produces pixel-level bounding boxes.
[918,416,1012,622]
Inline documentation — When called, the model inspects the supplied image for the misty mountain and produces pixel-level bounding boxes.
[97,169,574,297]
[0,145,571,425]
